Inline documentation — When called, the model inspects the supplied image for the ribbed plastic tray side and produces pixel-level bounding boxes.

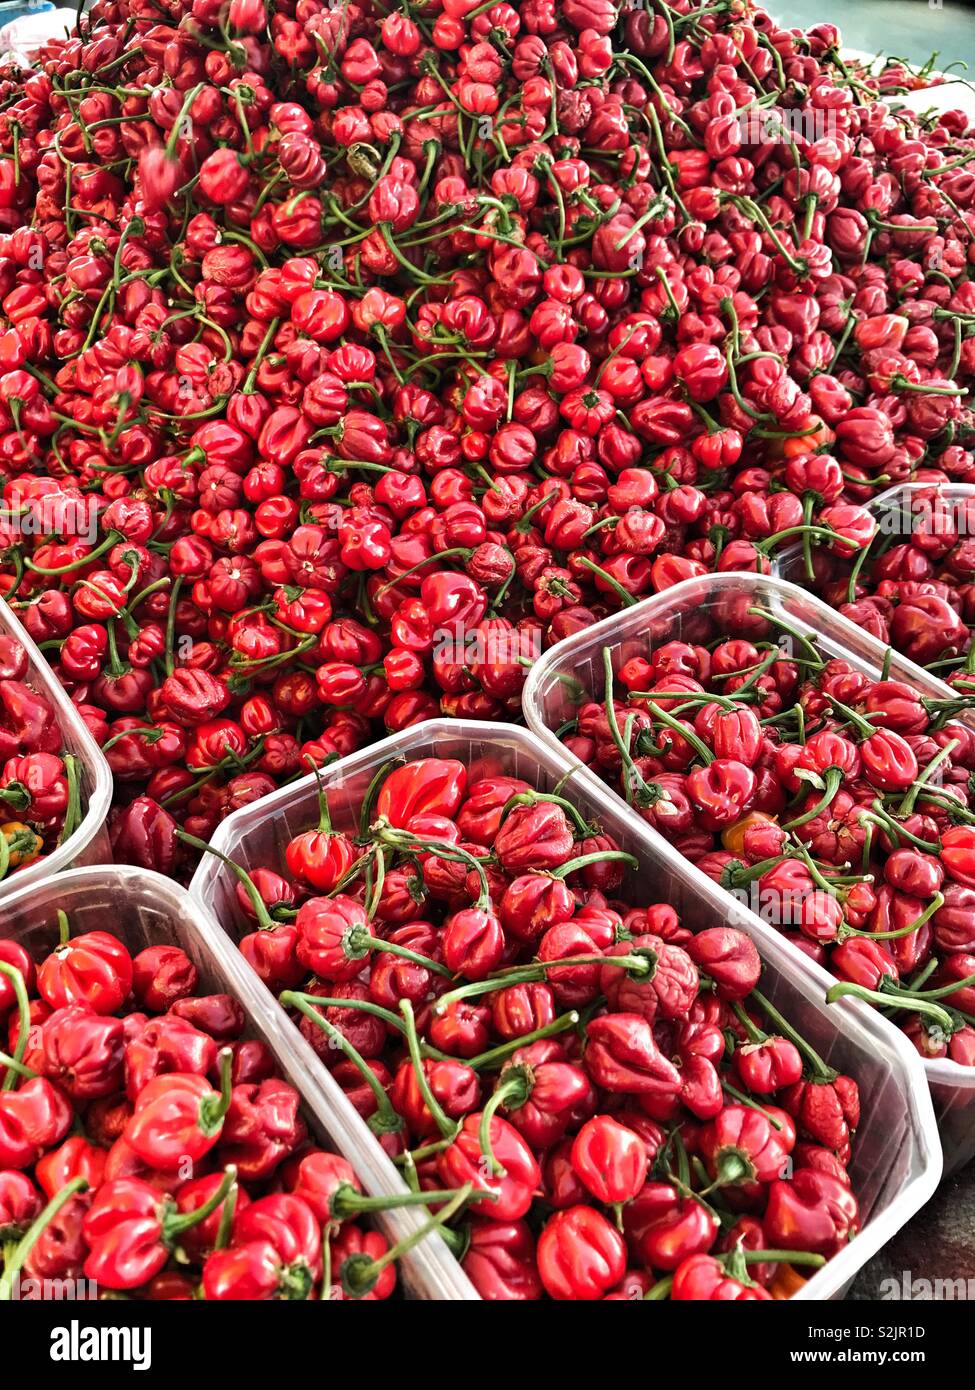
[0,600,112,895]
[775,481,975,590]
[192,719,942,1300]
[0,864,473,1301]
[522,572,975,1175]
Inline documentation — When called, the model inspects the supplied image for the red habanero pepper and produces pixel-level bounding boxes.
[375,759,468,827]
[763,1170,860,1258]
[670,1252,772,1301]
[202,1193,322,1301]
[462,1217,542,1301]
[536,1205,627,1300]
[37,916,134,1016]
[124,1052,234,1172]
[284,777,357,892]
[36,1137,106,1200]
[0,1078,73,1170]
[485,1041,591,1150]
[584,1013,682,1098]
[39,1004,125,1100]
[131,945,199,1012]
[438,1113,540,1220]
[83,1170,238,1290]
[686,929,761,1000]
[699,1105,794,1188]
[570,1115,647,1206]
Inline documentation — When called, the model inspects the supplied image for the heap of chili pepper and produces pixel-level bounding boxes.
[190,754,864,1300]
[0,910,482,1300]
[552,599,975,1064]
[0,0,965,852]
[0,630,84,878]
[784,483,975,679]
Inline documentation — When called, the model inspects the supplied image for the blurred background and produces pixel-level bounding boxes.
[777,0,975,65]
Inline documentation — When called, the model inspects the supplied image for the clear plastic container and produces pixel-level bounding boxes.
[0,600,112,897]
[774,480,975,597]
[522,571,975,1176]
[0,863,468,1300]
[190,719,942,1300]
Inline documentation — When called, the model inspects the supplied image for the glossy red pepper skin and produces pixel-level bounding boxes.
[82,1177,187,1291]
[39,1004,125,1100]
[438,1113,540,1221]
[671,1253,772,1301]
[220,1078,306,1181]
[285,829,356,892]
[699,1105,794,1188]
[584,1013,682,1099]
[0,1078,73,1170]
[124,1072,227,1172]
[493,1040,591,1150]
[462,1217,542,1301]
[537,1205,627,1300]
[686,929,761,1000]
[38,932,134,1016]
[203,1193,322,1301]
[375,759,467,827]
[764,1169,860,1258]
[623,1180,719,1271]
[570,1115,647,1206]
[0,1169,41,1238]
[733,1037,803,1094]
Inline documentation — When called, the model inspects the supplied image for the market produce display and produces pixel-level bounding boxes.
[0,629,85,879]
[0,0,968,867]
[544,587,975,1066]
[778,482,975,677]
[195,755,863,1300]
[0,0,967,1302]
[0,907,480,1300]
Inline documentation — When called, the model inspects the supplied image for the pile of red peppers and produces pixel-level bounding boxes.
[217,756,861,1300]
[0,0,967,857]
[788,484,975,675]
[0,631,84,877]
[560,609,975,1065]
[0,913,476,1300]
[0,0,968,1302]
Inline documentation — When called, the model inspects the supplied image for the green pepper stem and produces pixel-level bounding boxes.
[176,831,273,931]
[466,1012,579,1070]
[550,850,638,880]
[400,1000,457,1140]
[338,1182,479,1299]
[0,962,29,1093]
[283,995,404,1137]
[898,740,958,817]
[164,1166,238,1239]
[825,981,955,1033]
[0,1176,89,1300]
[781,767,843,832]
[749,987,835,1080]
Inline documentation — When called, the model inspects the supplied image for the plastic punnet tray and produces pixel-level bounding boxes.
[0,863,469,1300]
[774,481,975,606]
[0,600,111,897]
[522,571,975,1176]
[191,719,941,1299]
